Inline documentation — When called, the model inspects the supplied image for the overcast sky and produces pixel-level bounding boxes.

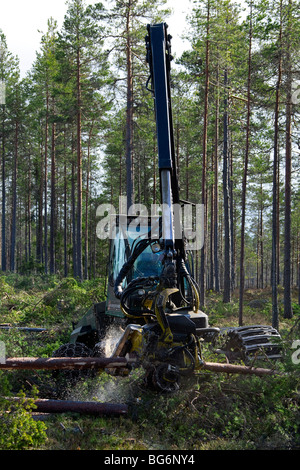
[0,0,192,78]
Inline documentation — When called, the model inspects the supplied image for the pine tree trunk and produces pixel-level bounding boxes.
[76,45,83,280]
[239,6,252,324]
[214,66,220,292]
[10,120,18,272]
[223,68,231,303]
[84,126,93,280]
[283,0,293,319]
[25,152,32,263]
[209,173,214,291]
[229,142,235,291]
[64,160,68,278]
[200,0,210,308]
[72,157,77,278]
[260,185,264,288]
[272,0,283,330]
[125,2,134,211]
[37,143,44,265]
[44,89,49,274]
[63,126,68,278]
[1,114,6,271]
[50,122,56,274]
[276,143,280,285]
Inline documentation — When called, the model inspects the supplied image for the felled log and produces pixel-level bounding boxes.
[201,361,278,377]
[0,326,47,332]
[0,356,132,370]
[0,356,279,377]
[7,397,128,416]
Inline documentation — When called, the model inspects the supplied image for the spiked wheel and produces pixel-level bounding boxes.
[52,342,94,397]
[52,342,93,359]
[220,325,282,363]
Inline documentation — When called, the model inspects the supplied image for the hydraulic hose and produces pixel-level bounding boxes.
[113,239,150,299]
[178,258,200,312]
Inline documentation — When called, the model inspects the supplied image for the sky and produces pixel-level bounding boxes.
[0,0,192,78]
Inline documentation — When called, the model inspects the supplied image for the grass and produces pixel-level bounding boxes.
[0,273,299,450]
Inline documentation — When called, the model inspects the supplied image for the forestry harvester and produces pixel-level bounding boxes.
[54,24,281,392]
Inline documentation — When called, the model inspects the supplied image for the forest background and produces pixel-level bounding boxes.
[0,0,300,330]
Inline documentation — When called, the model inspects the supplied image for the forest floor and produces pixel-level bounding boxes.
[0,273,299,451]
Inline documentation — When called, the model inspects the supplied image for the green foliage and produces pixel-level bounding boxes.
[0,376,47,450]
[0,274,105,358]
[0,276,14,295]
[0,273,299,450]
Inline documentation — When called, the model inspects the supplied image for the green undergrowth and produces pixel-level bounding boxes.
[0,373,47,450]
[21,365,300,451]
[0,274,299,450]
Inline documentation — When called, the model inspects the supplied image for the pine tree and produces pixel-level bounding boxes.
[239,0,253,325]
[57,0,109,279]
[106,0,170,211]
[0,32,20,271]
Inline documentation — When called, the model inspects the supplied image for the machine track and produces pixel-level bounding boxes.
[218,325,282,363]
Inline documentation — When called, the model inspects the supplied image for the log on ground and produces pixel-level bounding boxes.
[7,397,128,416]
[201,361,279,376]
[0,357,132,370]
